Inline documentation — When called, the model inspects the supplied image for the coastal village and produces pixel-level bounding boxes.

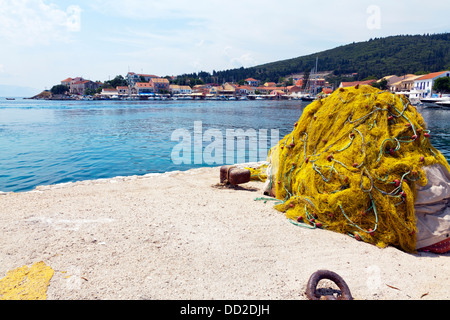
[35,70,450,107]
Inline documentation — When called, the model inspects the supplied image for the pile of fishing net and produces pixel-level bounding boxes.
[248,85,450,253]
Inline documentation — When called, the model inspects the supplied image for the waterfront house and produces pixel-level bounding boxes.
[67,77,84,94]
[116,86,129,97]
[287,85,303,94]
[179,85,192,95]
[61,78,72,88]
[71,79,101,95]
[412,71,450,98]
[135,82,154,95]
[235,85,255,96]
[389,74,422,92]
[245,78,260,87]
[150,77,170,93]
[218,83,236,96]
[171,84,193,96]
[209,86,220,95]
[170,85,181,95]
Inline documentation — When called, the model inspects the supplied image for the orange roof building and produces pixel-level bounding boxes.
[245,78,260,86]
[61,78,72,86]
[415,71,449,81]
[413,70,450,98]
[150,78,170,93]
[135,82,154,94]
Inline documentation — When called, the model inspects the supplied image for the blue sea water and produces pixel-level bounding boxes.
[0,98,449,193]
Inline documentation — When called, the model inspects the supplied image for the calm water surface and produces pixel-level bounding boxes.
[0,98,449,192]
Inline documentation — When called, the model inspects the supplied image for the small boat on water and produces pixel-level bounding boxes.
[420,97,450,108]
[301,95,317,102]
[436,100,450,108]
[420,97,440,104]
[6,98,15,100]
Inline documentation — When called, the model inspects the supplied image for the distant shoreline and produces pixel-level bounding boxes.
[20,94,306,102]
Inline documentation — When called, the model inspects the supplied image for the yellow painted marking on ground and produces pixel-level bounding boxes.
[0,261,54,300]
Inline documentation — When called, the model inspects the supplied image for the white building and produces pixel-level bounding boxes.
[412,71,450,99]
[179,85,192,95]
[170,85,181,95]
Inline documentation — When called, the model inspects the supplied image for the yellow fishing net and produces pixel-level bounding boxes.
[249,85,450,253]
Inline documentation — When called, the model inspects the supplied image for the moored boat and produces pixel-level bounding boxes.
[420,96,450,108]
[436,100,450,108]
[301,95,317,102]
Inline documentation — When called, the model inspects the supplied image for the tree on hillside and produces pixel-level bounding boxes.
[433,77,450,93]
[50,84,69,95]
[206,33,450,86]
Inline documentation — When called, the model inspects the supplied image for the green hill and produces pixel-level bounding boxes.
[181,33,450,85]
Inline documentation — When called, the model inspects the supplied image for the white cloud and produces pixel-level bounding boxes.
[87,1,374,70]
[89,0,204,20]
[2,0,449,90]
[0,0,82,45]
[231,53,258,69]
[221,46,258,69]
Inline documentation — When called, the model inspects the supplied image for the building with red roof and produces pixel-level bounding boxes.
[61,78,72,87]
[412,70,450,99]
[245,78,260,87]
[135,82,154,95]
[69,78,101,95]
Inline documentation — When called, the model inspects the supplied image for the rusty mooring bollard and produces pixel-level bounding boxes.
[220,166,251,185]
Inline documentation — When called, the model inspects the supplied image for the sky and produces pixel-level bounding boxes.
[0,0,449,95]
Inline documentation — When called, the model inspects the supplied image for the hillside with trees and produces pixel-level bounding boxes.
[178,33,450,85]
